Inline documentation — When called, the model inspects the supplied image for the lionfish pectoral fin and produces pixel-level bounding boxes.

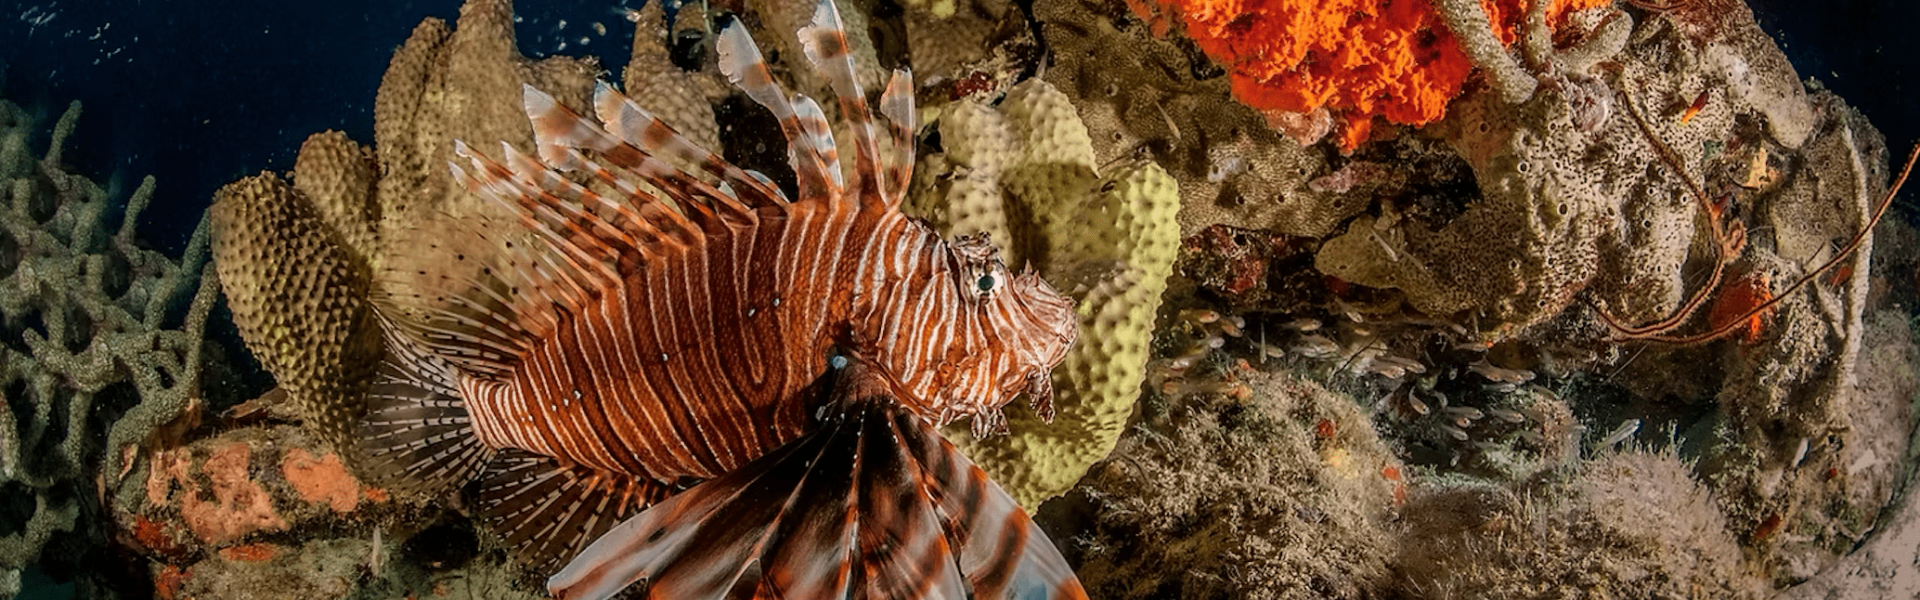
[471,449,672,576]
[354,355,496,497]
[893,406,1088,600]
[547,398,856,600]
[549,365,1087,600]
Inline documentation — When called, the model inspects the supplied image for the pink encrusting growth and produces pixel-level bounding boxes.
[354,0,1087,598]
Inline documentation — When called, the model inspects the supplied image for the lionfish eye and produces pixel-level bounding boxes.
[977,274,997,293]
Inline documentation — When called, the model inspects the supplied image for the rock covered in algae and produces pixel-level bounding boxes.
[1063,369,1402,600]
[909,78,1181,509]
[1393,449,1765,599]
[1032,0,1392,241]
[1309,2,1803,338]
[109,408,540,600]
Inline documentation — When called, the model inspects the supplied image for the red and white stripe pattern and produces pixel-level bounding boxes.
[393,0,1076,483]
[361,0,1081,593]
[546,355,1089,600]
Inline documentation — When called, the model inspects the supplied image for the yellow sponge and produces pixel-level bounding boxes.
[913,79,1181,510]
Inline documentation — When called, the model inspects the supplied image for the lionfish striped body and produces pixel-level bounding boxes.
[358,2,1085,599]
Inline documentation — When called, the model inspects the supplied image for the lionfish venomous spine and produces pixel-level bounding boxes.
[355,1,1086,598]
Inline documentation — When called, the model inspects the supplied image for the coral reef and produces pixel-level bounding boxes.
[1393,448,1766,598]
[82,0,1920,596]
[1058,369,1402,599]
[1312,0,1806,338]
[906,78,1182,509]
[0,96,220,595]
[120,423,547,600]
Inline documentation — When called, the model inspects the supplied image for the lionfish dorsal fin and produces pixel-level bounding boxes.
[791,94,845,191]
[521,85,750,228]
[471,449,673,576]
[798,0,883,203]
[878,68,917,207]
[406,119,728,377]
[370,204,555,379]
[590,81,786,210]
[717,19,840,202]
[546,364,1089,600]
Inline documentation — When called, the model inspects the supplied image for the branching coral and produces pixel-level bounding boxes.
[1124,0,1611,149]
[0,98,217,590]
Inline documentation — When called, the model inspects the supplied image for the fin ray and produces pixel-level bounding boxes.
[717,21,839,201]
[878,68,917,207]
[798,0,881,199]
[473,449,673,575]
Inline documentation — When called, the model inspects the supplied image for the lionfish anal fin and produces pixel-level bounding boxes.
[546,361,1088,600]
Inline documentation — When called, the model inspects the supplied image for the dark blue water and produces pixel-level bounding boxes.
[1749,0,1920,175]
[4,0,1913,256]
[0,0,642,254]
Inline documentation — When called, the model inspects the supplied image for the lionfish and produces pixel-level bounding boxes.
[357,0,1086,598]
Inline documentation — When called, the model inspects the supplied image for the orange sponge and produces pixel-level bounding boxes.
[1135,0,1610,149]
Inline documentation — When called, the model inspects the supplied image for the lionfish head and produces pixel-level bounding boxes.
[943,233,1078,434]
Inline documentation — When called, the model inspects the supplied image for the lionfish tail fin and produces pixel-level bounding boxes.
[547,365,1087,600]
[717,19,839,200]
[879,68,917,207]
[798,0,883,200]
